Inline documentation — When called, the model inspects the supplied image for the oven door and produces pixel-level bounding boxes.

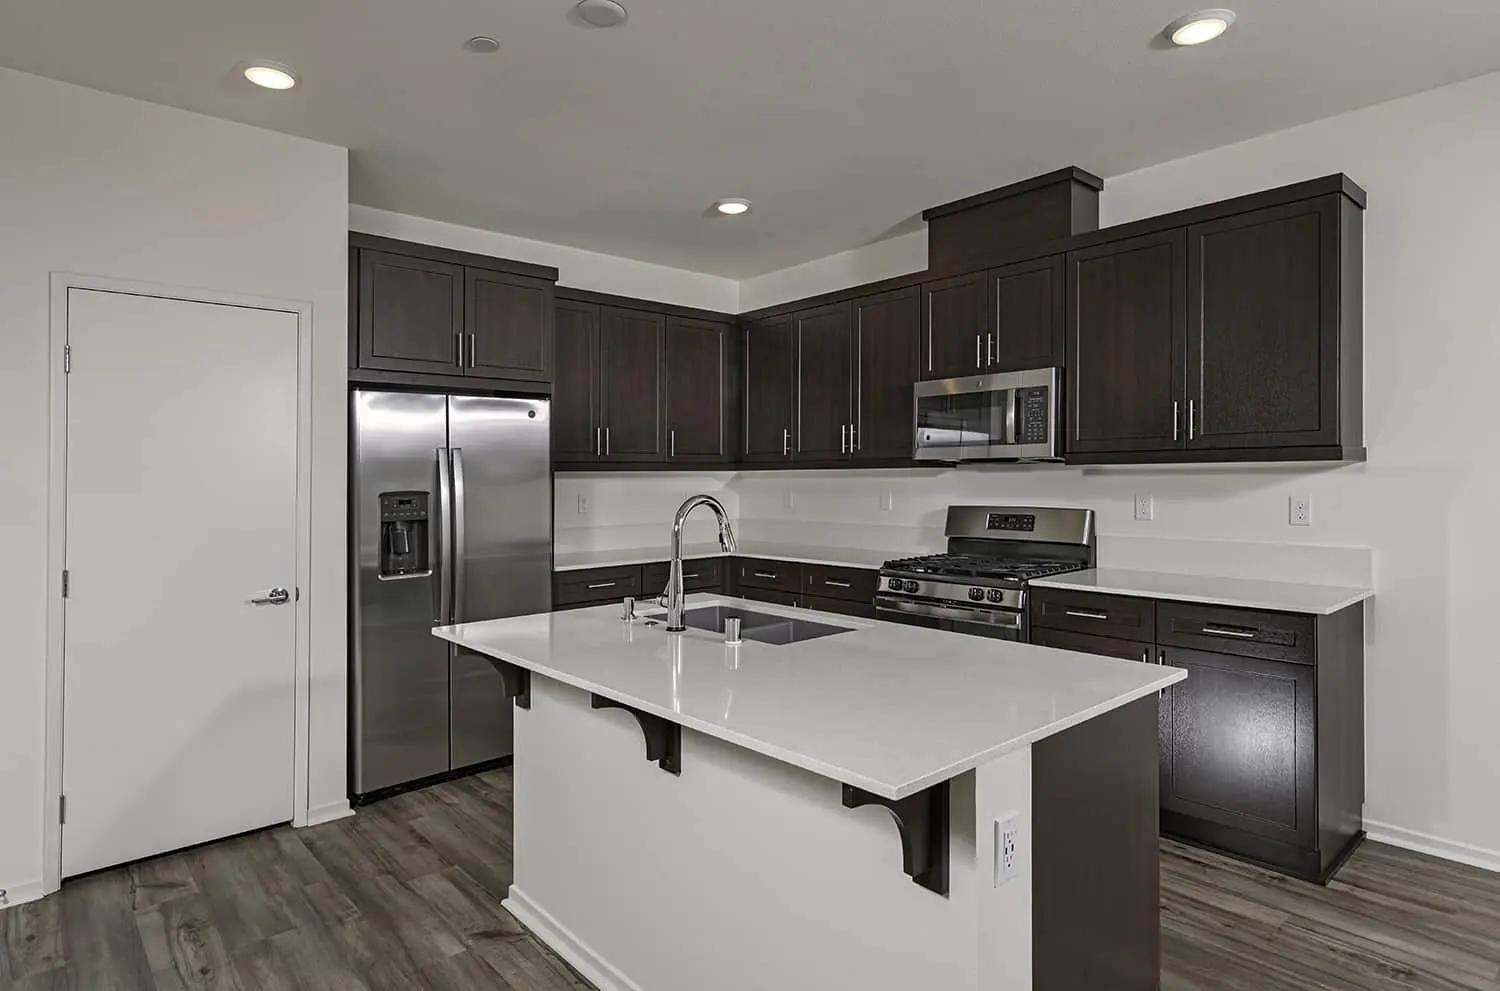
[874,595,1024,642]
[912,367,1061,462]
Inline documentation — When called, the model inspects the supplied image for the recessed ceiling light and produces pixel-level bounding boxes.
[242,61,298,90]
[464,36,500,54]
[1164,9,1236,46]
[573,0,628,28]
[713,198,752,216]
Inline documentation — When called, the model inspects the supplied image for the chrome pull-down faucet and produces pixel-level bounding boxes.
[661,494,737,632]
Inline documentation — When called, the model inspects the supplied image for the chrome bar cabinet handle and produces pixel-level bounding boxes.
[1065,609,1109,621]
[1201,625,1256,640]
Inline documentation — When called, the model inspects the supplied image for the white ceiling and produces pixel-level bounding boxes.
[3,1,1499,278]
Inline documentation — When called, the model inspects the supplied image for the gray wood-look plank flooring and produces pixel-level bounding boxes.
[4,767,1498,990]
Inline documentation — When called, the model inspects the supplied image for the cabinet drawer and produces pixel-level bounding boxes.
[641,558,724,595]
[1030,589,1155,642]
[803,564,877,603]
[553,565,642,608]
[800,593,877,620]
[734,558,803,595]
[1030,628,1154,666]
[739,587,800,608]
[1156,601,1314,665]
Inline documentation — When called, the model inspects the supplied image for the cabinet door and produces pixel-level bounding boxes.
[852,287,919,461]
[357,250,463,375]
[742,315,796,463]
[990,255,1064,372]
[1188,198,1341,450]
[553,299,600,463]
[1030,628,1153,666]
[1067,229,1187,455]
[464,269,553,383]
[795,302,854,460]
[921,272,988,380]
[598,307,665,462]
[1159,646,1316,847]
[664,316,731,463]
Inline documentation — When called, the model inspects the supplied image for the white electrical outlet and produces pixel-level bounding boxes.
[576,494,591,515]
[784,489,796,510]
[994,812,1020,886]
[880,489,894,512]
[1289,496,1311,527]
[1134,494,1154,522]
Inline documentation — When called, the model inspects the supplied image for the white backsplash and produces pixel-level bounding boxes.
[554,472,738,556]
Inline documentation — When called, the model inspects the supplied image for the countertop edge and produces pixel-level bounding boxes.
[553,546,894,572]
[1030,570,1374,616]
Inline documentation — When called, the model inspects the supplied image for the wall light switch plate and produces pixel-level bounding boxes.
[1289,496,1311,527]
[994,812,1020,886]
[576,494,591,516]
[1134,494,1154,522]
[880,489,894,512]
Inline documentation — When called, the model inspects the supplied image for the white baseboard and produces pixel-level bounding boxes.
[504,886,644,991]
[0,880,46,912]
[299,800,355,828]
[1365,820,1500,874]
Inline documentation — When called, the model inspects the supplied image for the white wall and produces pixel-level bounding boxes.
[350,206,739,314]
[0,68,350,899]
[737,229,927,313]
[730,70,1500,867]
[554,474,739,556]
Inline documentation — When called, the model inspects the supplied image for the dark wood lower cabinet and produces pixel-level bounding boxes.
[1031,588,1365,883]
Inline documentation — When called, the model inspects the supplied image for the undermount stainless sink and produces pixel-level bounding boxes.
[648,605,853,645]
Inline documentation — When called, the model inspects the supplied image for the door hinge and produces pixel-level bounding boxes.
[59,795,67,825]
[61,570,70,598]
[63,345,71,374]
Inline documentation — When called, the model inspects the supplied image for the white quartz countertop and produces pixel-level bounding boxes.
[552,541,899,572]
[435,596,1184,801]
[1030,568,1373,616]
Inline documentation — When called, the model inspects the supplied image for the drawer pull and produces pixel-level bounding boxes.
[1201,624,1257,640]
[823,580,853,588]
[753,572,778,580]
[683,573,699,580]
[1141,649,1150,665]
[1065,609,1109,621]
[586,582,618,590]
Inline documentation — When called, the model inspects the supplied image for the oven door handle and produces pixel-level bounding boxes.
[875,597,1022,629]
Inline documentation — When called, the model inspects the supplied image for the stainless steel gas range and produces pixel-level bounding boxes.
[875,506,1096,641]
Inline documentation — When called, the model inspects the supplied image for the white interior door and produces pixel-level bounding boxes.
[61,289,300,877]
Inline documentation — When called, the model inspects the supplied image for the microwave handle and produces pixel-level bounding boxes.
[1004,388,1018,445]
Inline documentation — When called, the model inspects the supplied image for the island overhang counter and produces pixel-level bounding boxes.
[436,595,1185,991]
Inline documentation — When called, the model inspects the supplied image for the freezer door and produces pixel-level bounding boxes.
[351,391,453,795]
[448,395,553,768]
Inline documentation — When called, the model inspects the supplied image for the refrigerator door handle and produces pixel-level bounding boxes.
[451,447,467,624]
[435,447,454,626]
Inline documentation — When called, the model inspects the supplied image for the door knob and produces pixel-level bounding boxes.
[250,587,291,605]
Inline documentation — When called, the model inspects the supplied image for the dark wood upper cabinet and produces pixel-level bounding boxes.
[852,287,919,460]
[920,272,988,380]
[1159,646,1316,849]
[597,306,665,462]
[357,251,464,375]
[1187,198,1345,451]
[1067,229,1188,456]
[464,270,553,383]
[795,302,855,460]
[552,299,600,462]
[664,316,733,463]
[742,315,796,463]
[990,255,1065,372]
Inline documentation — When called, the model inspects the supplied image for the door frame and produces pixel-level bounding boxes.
[43,273,316,895]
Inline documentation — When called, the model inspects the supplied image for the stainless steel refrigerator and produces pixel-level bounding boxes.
[350,390,551,800]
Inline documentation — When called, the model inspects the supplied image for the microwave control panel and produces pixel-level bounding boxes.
[1015,386,1052,444]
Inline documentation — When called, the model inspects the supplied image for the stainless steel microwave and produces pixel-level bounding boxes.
[913,367,1062,462]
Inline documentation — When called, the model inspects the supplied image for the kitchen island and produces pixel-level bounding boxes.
[435,596,1185,991]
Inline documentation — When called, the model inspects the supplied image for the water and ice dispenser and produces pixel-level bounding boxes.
[378,490,431,577]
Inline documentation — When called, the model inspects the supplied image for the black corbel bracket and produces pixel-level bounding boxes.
[591,694,682,775]
[842,780,950,896]
[470,653,531,709]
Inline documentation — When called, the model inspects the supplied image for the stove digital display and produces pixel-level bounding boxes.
[987,513,1036,532]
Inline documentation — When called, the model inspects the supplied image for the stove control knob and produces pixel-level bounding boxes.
[887,577,903,591]
[987,589,1005,604]
[902,580,920,593]
[968,587,985,602]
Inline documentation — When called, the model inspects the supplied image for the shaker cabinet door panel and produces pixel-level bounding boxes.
[921,272,989,381]
[664,316,731,462]
[795,303,855,460]
[598,307,665,462]
[1188,199,1341,449]
[357,251,464,374]
[742,316,797,463]
[853,288,919,461]
[553,299,600,462]
[990,255,1065,372]
[465,270,553,382]
[1067,230,1187,455]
